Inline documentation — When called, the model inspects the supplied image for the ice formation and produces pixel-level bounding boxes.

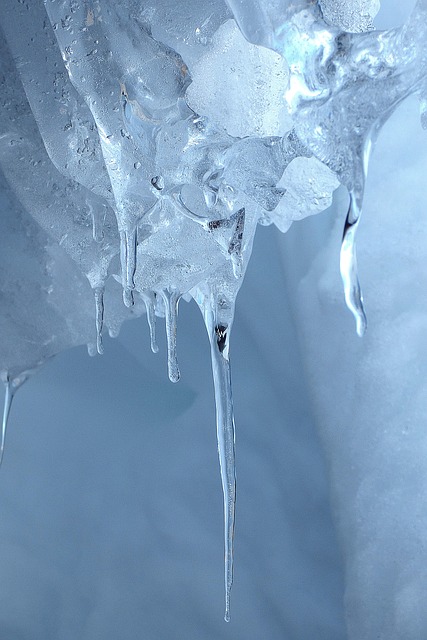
[0,0,426,625]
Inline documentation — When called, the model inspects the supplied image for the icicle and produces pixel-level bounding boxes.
[198,291,236,623]
[119,227,137,307]
[160,290,180,382]
[87,343,97,357]
[339,128,377,337]
[90,203,106,243]
[0,371,28,467]
[108,326,120,339]
[142,292,159,353]
[94,286,105,355]
[0,377,14,467]
[210,320,236,623]
[340,188,367,337]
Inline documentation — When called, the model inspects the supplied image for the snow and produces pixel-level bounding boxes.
[292,96,427,639]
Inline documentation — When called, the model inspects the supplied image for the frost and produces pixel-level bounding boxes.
[0,0,426,629]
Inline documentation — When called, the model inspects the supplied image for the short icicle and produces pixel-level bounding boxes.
[201,293,236,622]
[0,372,25,467]
[0,377,13,467]
[119,226,138,307]
[94,286,105,355]
[340,134,375,337]
[340,188,367,337]
[161,290,180,383]
[142,292,159,353]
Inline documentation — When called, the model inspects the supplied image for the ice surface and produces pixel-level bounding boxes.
[0,0,427,633]
[270,157,340,232]
[319,0,381,31]
[186,20,291,138]
[224,0,312,50]
[0,0,112,203]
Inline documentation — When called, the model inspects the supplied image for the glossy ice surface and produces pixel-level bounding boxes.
[0,0,426,627]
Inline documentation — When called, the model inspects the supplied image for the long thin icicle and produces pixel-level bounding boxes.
[161,290,181,382]
[200,292,236,622]
[211,324,236,622]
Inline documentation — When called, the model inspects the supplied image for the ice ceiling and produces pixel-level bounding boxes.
[0,0,426,624]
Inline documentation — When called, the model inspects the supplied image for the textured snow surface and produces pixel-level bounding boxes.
[0,0,427,636]
[289,97,427,639]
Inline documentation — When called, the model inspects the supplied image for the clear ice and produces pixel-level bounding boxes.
[0,0,426,625]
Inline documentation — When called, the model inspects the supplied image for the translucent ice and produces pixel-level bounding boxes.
[186,20,291,138]
[269,156,340,232]
[0,0,427,631]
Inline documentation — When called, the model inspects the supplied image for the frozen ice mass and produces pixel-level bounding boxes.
[0,0,426,634]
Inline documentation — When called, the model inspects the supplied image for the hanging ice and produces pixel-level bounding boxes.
[0,0,426,628]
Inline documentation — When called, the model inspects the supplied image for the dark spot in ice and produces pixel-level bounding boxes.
[215,324,228,353]
[151,175,164,190]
